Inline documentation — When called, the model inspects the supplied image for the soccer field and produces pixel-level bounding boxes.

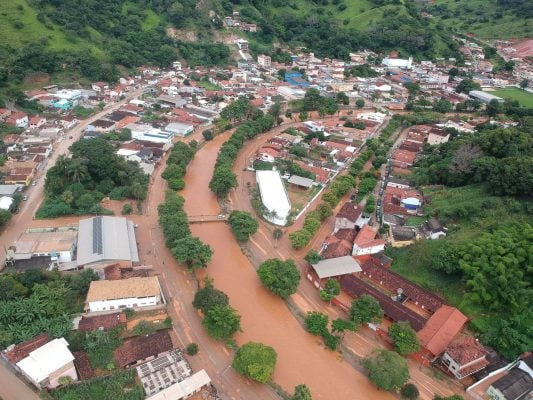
[490,87,533,108]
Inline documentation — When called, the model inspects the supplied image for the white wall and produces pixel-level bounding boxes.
[353,244,385,256]
[88,295,159,312]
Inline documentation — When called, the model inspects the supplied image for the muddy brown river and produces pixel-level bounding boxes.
[181,132,393,400]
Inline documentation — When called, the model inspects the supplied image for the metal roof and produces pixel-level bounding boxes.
[76,216,139,266]
[312,256,361,279]
[288,175,314,188]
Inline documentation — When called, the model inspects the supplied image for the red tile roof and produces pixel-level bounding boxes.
[322,238,353,259]
[446,335,488,366]
[114,330,173,367]
[336,203,362,223]
[294,161,330,184]
[4,333,51,364]
[73,351,95,380]
[353,225,385,249]
[417,305,468,357]
[78,312,126,332]
[340,275,427,331]
[360,261,444,313]
[335,228,356,242]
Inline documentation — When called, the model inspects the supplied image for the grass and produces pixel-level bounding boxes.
[404,216,426,226]
[489,87,533,108]
[0,0,101,54]
[196,80,221,91]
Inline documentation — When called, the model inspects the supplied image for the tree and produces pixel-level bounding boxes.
[121,203,132,215]
[202,305,241,339]
[209,165,237,197]
[0,275,28,301]
[319,279,341,302]
[362,350,409,391]
[305,311,329,336]
[433,99,452,113]
[456,79,480,94]
[186,343,199,356]
[193,279,229,314]
[228,211,259,241]
[364,195,376,214]
[316,202,332,221]
[400,383,419,400]
[232,342,277,383]
[292,384,312,400]
[336,92,349,105]
[299,111,308,121]
[486,99,502,117]
[257,258,301,299]
[304,250,322,265]
[519,79,529,90]
[388,322,420,355]
[331,318,357,339]
[350,295,384,326]
[289,229,312,249]
[171,236,213,270]
[0,209,12,227]
[356,99,365,108]
[202,130,214,141]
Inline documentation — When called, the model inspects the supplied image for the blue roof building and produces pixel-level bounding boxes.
[285,72,310,88]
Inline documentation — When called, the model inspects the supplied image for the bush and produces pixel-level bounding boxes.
[401,383,420,400]
[232,342,277,383]
[202,130,214,141]
[121,203,132,215]
[228,211,259,241]
[132,320,156,336]
[257,258,301,299]
[289,229,312,249]
[186,343,199,356]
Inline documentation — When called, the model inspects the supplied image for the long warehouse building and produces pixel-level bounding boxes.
[256,170,291,226]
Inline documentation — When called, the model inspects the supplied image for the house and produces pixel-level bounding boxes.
[16,338,78,389]
[321,229,356,259]
[307,255,361,289]
[29,116,46,129]
[76,216,139,270]
[421,218,447,239]
[90,119,116,133]
[114,330,173,368]
[258,54,271,68]
[6,112,28,128]
[389,226,418,247]
[145,370,211,400]
[352,225,385,256]
[85,276,163,312]
[487,355,533,400]
[334,202,366,232]
[3,334,51,365]
[441,336,489,379]
[417,305,468,360]
[427,128,450,145]
[164,122,194,137]
[78,312,127,332]
[136,349,192,396]
[7,228,78,264]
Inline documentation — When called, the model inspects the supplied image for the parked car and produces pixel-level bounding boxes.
[23,195,28,201]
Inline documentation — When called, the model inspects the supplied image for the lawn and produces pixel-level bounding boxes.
[490,87,533,108]
[404,216,426,226]
[196,80,221,91]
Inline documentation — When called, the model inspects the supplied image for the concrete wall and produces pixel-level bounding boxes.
[88,295,159,312]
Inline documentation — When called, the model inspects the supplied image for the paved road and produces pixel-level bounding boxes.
[0,361,39,400]
[0,88,146,265]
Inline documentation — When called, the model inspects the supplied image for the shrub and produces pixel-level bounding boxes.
[132,320,156,336]
[121,203,132,215]
[186,343,199,356]
[232,342,277,383]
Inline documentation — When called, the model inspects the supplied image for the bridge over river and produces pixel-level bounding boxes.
[188,214,229,224]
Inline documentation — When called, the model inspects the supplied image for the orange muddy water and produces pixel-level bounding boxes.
[181,132,393,400]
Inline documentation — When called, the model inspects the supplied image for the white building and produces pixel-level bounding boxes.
[164,122,194,137]
[469,90,504,104]
[146,370,212,400]
[85,276,164,312]
[76,216,139,269]
[303,121,325,132]
[257,54,272,68]
[127,123,175,144]
[352,225,386,256]
[8,228,78,264]
[16,338,77,389]
[256,170,291,226]
[382,57,413,69]
[0,196,13,211]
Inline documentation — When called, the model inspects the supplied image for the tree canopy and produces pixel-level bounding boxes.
[292,384,313,400]
[228,211,259,241]
[363,349,410,391]
[232,342,277,383]
[202,305,241,339]
[193,279,229,315]
[388,322,421,355]
[171,236,213,271]
[257,258,301,299]
[350,295,384,326]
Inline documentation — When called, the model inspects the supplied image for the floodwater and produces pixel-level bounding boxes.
[182,133,393,400]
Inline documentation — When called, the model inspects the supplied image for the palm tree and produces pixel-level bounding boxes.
[66,158,89,184]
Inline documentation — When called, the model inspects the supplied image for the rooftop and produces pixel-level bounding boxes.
[256,170,291,226]
[491,368,533,400]
[446,335,488,365]
[16,338,75,384]
[114,330,173,368]
[288,175,314,188]
[86,276,161,303]
[336,202,363,223]
[12,229,77,257]
[4,334,51,364]
[417,305,468,356]
[78,312,126,332]
[145,370,211,400]
[311,256,361,279]
[76,216,139,266]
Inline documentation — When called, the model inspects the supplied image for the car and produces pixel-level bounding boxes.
[23,195,28,201]
[31,181,36,186]
[217,214,226,220]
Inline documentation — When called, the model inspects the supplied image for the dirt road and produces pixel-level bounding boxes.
[0,361,39,400]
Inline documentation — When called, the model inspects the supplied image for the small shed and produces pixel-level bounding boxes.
[308,256,361,289]
[287,175,314,190]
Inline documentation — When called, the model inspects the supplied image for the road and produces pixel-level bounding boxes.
[0,361,39,400]
[0,88,146,265]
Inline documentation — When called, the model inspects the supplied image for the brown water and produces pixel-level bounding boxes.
[182,133,393,400]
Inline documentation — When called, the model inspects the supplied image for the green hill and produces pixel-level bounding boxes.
[423,0,533,39]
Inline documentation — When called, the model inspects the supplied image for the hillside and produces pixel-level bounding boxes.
[423,0,533,39]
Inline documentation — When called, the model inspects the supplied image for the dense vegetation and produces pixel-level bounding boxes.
[389,123,533,359]
[162,142,196,190]
[363,349,409,392]
[0,269,98,347]
[232,342,277,383]
[257,258,301,299]
[38,138,148,218]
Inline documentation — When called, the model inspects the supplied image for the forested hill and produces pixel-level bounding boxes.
[0,0,530,90]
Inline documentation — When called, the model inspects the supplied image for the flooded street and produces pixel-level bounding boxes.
[181,133,393,399]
